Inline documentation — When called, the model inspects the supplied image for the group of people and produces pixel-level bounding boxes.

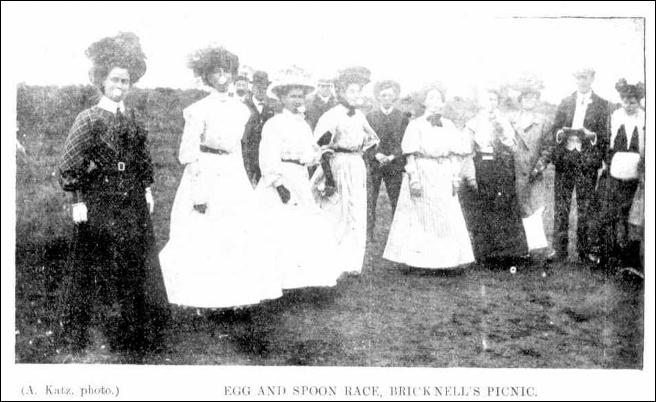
[56,32,645,357]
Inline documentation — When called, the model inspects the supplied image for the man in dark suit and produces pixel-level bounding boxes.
[365,80,409,242]
[551,67,611,262]
[305,78,337,130]
[242,70,278,186]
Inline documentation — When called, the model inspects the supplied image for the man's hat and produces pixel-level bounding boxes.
[572,67,595,77]
[252,71,271,88]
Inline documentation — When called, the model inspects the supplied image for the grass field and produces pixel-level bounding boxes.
[14,87,643,367]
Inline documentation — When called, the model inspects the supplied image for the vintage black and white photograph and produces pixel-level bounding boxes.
[2,1,654,400]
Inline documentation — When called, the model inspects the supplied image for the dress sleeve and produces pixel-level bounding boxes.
[361,114,380,151]
[59,111,96,194]
[313,108,336,145]
[259,119,284,187]
[178,107,204,165]
[401,120,421,155]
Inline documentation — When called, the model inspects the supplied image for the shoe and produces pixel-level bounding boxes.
[586,253,601,265]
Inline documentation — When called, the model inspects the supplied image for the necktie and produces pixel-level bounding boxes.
[427,113,442,127]
[339,99,356,117]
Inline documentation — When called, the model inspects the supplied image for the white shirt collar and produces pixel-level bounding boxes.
[576,91,592,105]
[380,106,394,115]
[318,94,332,103]
[209,88,231,101]
[282,107,304,120]
[98,96,125,114]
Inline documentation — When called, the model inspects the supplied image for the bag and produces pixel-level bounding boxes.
[610,152,640,180]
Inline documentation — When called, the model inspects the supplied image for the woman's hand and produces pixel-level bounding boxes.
[409,179,422,197]
[72,202,88,223]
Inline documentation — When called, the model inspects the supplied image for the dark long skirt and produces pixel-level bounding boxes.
[58,191,169,353]
[467,152,529,262]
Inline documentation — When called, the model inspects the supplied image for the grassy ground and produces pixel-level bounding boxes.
[15,101,643,367]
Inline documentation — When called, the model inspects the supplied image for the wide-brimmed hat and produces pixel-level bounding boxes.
[336,66,371,90]
[268,66,315,99]
[373,80,401,98]
[511,73,544,97]
[572,66,595,78]
[86,32,147,86]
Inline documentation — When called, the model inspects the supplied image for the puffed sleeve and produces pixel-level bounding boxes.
[401,119,421,155]
[178,106,205,204]
[178,106,204,165]
[314,108,337,146]
[59,111,97,194]
[258,118,284,187]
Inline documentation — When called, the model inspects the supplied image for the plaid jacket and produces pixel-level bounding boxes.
[59,106,153,200]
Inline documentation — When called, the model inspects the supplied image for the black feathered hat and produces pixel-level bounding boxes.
[86,32,147,87]
[615,78,645,101]
[187,46,240,86]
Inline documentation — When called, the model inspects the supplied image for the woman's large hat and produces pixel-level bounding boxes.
[86,32,147,85]
[268,66,315,99]
[187,45,240,79]
[336,66,371,90]
[511,72,544,97]
[615,78,645,100]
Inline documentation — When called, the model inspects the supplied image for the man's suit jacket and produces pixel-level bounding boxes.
[551,91,611,172]
[305,94,337,130]
[365,108,409,173]
[242,96,279,183]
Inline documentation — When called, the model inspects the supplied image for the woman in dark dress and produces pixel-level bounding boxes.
[57,32,169,356]
[465,89,529,264]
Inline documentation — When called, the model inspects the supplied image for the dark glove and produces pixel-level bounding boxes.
[317,131,333,147]
[193,203,207,214]
[276,185,291,204]
[320,153,337,196]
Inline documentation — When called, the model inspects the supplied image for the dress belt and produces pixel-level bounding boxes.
[281,158,304,166]
[332,147,361,154]
[200,145,229,155]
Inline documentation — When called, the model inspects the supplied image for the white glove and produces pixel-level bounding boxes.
[72,202,87,223]
[145,187,154,214]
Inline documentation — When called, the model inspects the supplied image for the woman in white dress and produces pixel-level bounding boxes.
[383,85,475,269]
[256,68,342,289]
[312,67,380,275]
[159,46,282,309]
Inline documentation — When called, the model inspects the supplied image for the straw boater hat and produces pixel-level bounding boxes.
[572,66,595,78]
[86,32,147,87]
[268,66,315,99]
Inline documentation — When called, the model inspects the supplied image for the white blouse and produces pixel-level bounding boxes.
[259,109,322,186]
[466,111,516,153]
[313,104,379,152]
[178,90,251,165]
[402,115,468,158]
[610,107,645,155]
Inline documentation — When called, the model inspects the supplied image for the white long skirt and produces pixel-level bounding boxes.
[256,162,341,289]
[311,152,368,274]
[159,153,282,308]
[384,157,475,269]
